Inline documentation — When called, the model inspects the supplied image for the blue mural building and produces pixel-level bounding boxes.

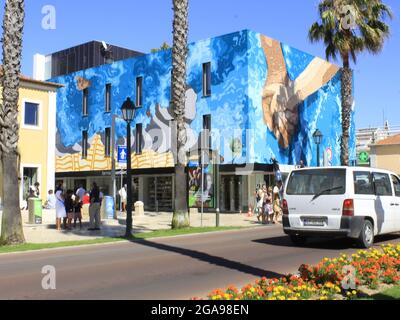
[47,30,356,212]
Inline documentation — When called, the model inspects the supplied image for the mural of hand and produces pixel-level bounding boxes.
[261,35,339,149]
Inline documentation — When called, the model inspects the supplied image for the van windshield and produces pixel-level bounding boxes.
[286,169,346,196]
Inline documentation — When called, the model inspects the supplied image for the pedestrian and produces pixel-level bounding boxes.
[264,186,273,224]
[75,184,86,202]
[273,182,283,224]
[64,190,74,230]
[44,190,56,209]
[255,185,264,222]
[55,182,67,231]
[82,192,90,205]
[88,182,101,231]
[73,196,83,229]
[34,182,40,198]
[119,185,127,212]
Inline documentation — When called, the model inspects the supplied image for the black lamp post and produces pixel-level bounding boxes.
[313,129,323,167]
[121,97,136,238]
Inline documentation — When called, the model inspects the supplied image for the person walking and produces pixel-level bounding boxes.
[64,190,74,230]
[55,183,67,231]
[73,196,83,229]
[264,186,273,224]
[273,183,283,224]
[119,185,127,213]
[88,182,102,231]
[255,185,264,222]
[75,184,86,203]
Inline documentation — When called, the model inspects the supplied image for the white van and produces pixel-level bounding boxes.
[282,167,400,248]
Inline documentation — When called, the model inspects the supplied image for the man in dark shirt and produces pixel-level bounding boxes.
[88,182,101,231]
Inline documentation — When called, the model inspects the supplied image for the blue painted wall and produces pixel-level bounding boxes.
[51,29,356,172]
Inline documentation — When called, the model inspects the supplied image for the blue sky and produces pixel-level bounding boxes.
[1,0,399,128]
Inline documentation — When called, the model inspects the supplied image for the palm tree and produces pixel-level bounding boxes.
[309,0,392,165]
[171,0,190,229]
[0,0,25,244]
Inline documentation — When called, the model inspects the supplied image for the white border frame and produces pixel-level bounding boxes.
[21,98,43,130]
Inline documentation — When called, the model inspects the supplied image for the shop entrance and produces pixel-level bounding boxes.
[220,175,247,213]
[143,176,173,212]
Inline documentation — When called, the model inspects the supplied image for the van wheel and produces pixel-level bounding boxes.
[358,220,374,249]
[290,235,307,246]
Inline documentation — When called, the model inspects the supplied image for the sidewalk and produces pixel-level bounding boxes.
[0,209,263,244]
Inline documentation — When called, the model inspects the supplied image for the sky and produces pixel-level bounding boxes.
[1,0,399,129]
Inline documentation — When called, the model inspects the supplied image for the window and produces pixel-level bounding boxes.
[202,62,211,97]
[354,172,374,195]
[82,131,88,159]
[83,88,88,116]
[136,77,143,107]
[286,169,346,195]
[136,124,143,155]
[391,175,400,197]
[105,128,111,157]
[24,102,39,126]
[202,114,211,150]
[373,172,392,196]
[105,84,111,112]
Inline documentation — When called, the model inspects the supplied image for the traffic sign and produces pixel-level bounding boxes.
[118,146,128,163]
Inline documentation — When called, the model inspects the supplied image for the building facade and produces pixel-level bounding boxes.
[0,73,62,207]
[370,134,400,174]
[49,30,356,212]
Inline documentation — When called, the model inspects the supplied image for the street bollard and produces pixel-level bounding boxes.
[216,208,220,227]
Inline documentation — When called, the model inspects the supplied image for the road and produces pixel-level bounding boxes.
[0,226,400,300]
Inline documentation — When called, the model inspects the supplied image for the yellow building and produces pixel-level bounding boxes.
[370,134,400,175]
[0,73,62,206]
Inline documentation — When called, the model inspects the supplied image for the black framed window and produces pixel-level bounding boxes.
[83,88,88,116]
[353,172,374,195]
[82,131,88,159]
[24,102,39,126]
[105,84,111,112]
[105,127,111,157]
[202,62,211,97]
[391,175,400,197]
[136,124,143,155]
[136,77,143,107]
[373,172,393,196]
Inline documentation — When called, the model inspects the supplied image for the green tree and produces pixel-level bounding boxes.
[0,0,26,244]
[171,0,190,229]
[151,42,171,53]
[309,0,392,165]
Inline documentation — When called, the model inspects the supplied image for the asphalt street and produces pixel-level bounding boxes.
[0,226,399,300]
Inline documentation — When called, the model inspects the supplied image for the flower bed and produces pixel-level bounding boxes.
[203,244,400,300]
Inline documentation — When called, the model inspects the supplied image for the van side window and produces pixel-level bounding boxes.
[354,172,374,195]
[391,175,400,197]
[373,173,393,196]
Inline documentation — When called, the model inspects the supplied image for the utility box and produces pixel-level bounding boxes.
[101,196,115,219]
[134,201,144,217]
[28,198,42,224]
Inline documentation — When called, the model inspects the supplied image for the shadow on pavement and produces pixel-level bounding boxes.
[131,238,285,279]
[253,234,400,250]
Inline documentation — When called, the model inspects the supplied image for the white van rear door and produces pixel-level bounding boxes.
[285,169,346,229]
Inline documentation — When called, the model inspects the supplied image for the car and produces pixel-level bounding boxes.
[282,167,400,248]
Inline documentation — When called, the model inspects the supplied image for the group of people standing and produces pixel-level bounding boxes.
[54,182,103,231]
[255,181,284,225]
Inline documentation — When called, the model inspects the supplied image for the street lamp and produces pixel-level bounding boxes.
[121,97,136,238]
[313,129,323,167]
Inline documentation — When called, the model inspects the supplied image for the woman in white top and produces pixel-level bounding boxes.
[55,183,67,230]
